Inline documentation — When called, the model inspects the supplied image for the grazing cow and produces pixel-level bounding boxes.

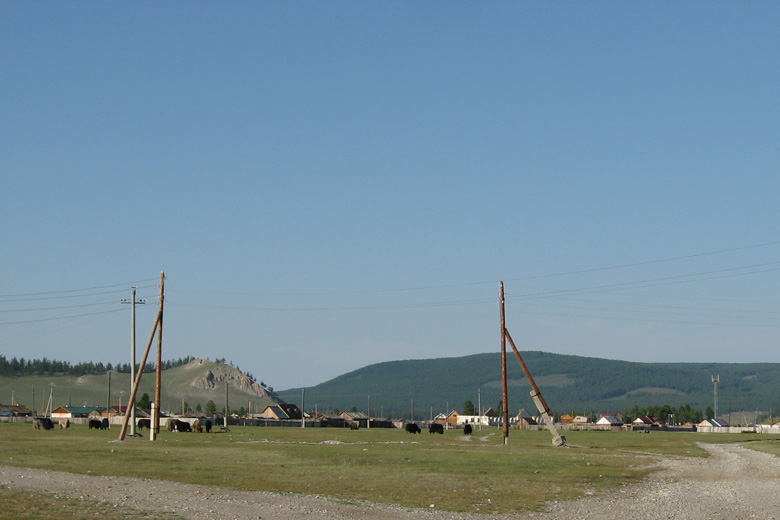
[59,418,70,429]
[205,419,212,433]
[89,419,102,430]
[429,423,444,434]
[101,418,109,430]
[463,424,472,435]
[192,419,202,433]
[349,422,359,430]
[168,419,191,432]
[405,423,421,434]
[33,417,53,430]
[137,419,151,430]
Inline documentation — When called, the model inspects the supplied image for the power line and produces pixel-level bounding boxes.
[506,261,780,301]
[0,300,120,313]
[504,240,780,282]
[0,279,158,301]
[0,308,125,326]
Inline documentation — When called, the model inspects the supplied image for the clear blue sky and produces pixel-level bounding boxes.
[2,3,779,390]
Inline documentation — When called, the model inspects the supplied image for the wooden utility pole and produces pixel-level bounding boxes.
[301,388,305,428]
[505,329,565,446]
[118,271,164,441]
[107,371,111,428]
[122,286,145,437]
[500,281,565,447]
[154,272,165,434]
[118,309,161,440]
[224,382,229,429]
[500,282,509,444]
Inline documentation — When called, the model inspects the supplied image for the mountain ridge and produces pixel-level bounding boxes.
[276,351,780,419]
[0,359,282,414]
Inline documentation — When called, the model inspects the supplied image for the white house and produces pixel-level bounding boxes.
[596,415,623,428]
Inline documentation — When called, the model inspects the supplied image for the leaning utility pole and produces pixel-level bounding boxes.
[121,287,145,436]
[500,281,565,447]
[118,272,164,441]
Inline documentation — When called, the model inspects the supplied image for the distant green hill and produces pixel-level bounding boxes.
[276,352,780,420]
[0,359,281,415]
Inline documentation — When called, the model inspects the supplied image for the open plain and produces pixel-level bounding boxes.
[2,424,780,519]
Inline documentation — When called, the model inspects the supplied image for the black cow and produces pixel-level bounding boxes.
[137,418,151,430]
[405,423,421,434]
[205,419,212,433]
[463,424,472,435]
[429,423,444,434]
[349,422,359,430]
[101,418,109,430]
[168,419,191,432]
[89,419,102,430]
[33,417,54,430]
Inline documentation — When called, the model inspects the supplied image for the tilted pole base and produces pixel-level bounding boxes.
[531,392,566,447]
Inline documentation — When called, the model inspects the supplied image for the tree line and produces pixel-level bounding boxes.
[0,355,198,377]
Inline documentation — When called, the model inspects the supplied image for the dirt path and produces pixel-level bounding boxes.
[2,443,779,519]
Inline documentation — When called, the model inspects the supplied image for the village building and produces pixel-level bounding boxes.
[100,406,130,418]
[339,411,368,428]
[596,414,623,429]
[261,405,292,420]
[632,416,660,428]
[315,413,346,428]
[514,409,537,429]
[0,404,34,418]
[696,418,729,432]
[443,411,459,425]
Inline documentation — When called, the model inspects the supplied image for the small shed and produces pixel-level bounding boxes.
[339,411,368,428]
[559,414,574,424]
[316,413,346,428]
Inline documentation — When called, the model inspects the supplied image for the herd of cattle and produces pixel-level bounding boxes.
[33,417,472,435]
[165,418,213,433]
[405,422,472,435]
[31,417,216,432]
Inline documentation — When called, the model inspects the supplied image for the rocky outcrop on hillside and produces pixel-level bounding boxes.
[187,359,278,401]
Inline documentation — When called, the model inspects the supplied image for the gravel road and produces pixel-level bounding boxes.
[1,443,779,519]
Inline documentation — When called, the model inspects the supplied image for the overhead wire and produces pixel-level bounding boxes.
[0,278,159,300]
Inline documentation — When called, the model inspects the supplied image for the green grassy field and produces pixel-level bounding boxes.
[0,487,166,520]
[0,422,769,516]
